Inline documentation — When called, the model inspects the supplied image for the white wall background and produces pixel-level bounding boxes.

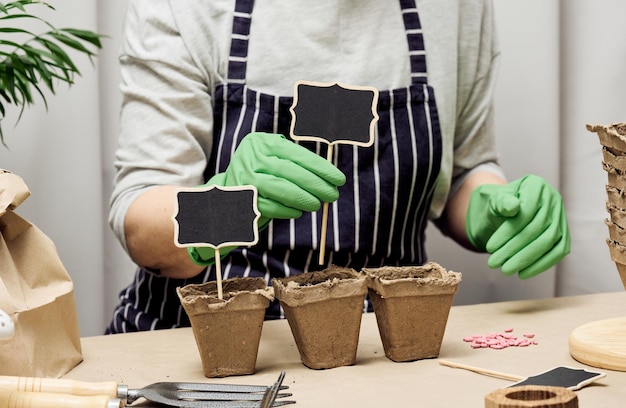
[429,0,563,305]
[0,1,624,336]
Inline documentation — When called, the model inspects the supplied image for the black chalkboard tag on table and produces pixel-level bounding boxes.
[438,359,606,391]
[507,366,605,390]
[173,185,261,299]
[289,80,379,265]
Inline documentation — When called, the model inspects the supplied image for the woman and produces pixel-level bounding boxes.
[106,0,569,333]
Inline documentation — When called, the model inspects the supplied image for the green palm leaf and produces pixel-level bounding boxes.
[0,0,104,146]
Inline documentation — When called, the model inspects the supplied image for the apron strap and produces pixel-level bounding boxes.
[399,0,428,84]
[225,0,428,84]
[227,0,254,83]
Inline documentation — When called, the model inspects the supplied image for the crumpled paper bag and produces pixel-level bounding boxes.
[0,169,82,377]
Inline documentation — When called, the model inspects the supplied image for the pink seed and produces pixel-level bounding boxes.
[464,330,537,350]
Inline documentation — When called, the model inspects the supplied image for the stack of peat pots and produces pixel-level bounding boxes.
[588,122,626,290]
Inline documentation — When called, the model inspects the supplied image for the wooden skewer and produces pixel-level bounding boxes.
[438,359,523,382]
[318,203,329,265]
[215,248,223,300]
[318,145,334,265]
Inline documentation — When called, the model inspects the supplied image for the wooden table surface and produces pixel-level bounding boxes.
[65,292,626,407]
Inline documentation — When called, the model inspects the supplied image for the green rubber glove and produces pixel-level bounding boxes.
[189,132,346,265]
[465,174,571,279]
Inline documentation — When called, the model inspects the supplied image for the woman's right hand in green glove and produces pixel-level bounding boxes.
[208,132,346,222]
[190,132,346,266]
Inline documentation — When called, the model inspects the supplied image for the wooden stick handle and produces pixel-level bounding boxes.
[0,391,121,408]
[438,359,524,382]
[0,376,118,398]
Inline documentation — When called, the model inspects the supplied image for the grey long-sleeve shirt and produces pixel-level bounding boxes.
[110,0,504,251]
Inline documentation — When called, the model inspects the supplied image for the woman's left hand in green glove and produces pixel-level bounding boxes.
[465,174,571,279]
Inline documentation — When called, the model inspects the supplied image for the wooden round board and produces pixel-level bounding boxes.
[569,316,626,371]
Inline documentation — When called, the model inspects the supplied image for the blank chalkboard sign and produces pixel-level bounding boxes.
[508,366,606,391]
[173,185,260,249]
[289,80,379,265]
[289,80,379,147]
[439,359,606,392]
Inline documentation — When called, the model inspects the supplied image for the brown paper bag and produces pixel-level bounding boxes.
[0,170,82,377]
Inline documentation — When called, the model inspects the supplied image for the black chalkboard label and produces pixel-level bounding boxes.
[508,366,606,390]
[289,81,379,146]
[173,185,260,249]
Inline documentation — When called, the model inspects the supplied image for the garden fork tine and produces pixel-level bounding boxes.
[259,370,286,408]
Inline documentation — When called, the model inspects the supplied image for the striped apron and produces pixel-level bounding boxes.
[106,0,442,333]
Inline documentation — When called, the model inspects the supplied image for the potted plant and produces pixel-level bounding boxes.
[0,0,103,145]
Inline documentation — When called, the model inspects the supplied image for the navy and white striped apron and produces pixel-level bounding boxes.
[106,0,442,333]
